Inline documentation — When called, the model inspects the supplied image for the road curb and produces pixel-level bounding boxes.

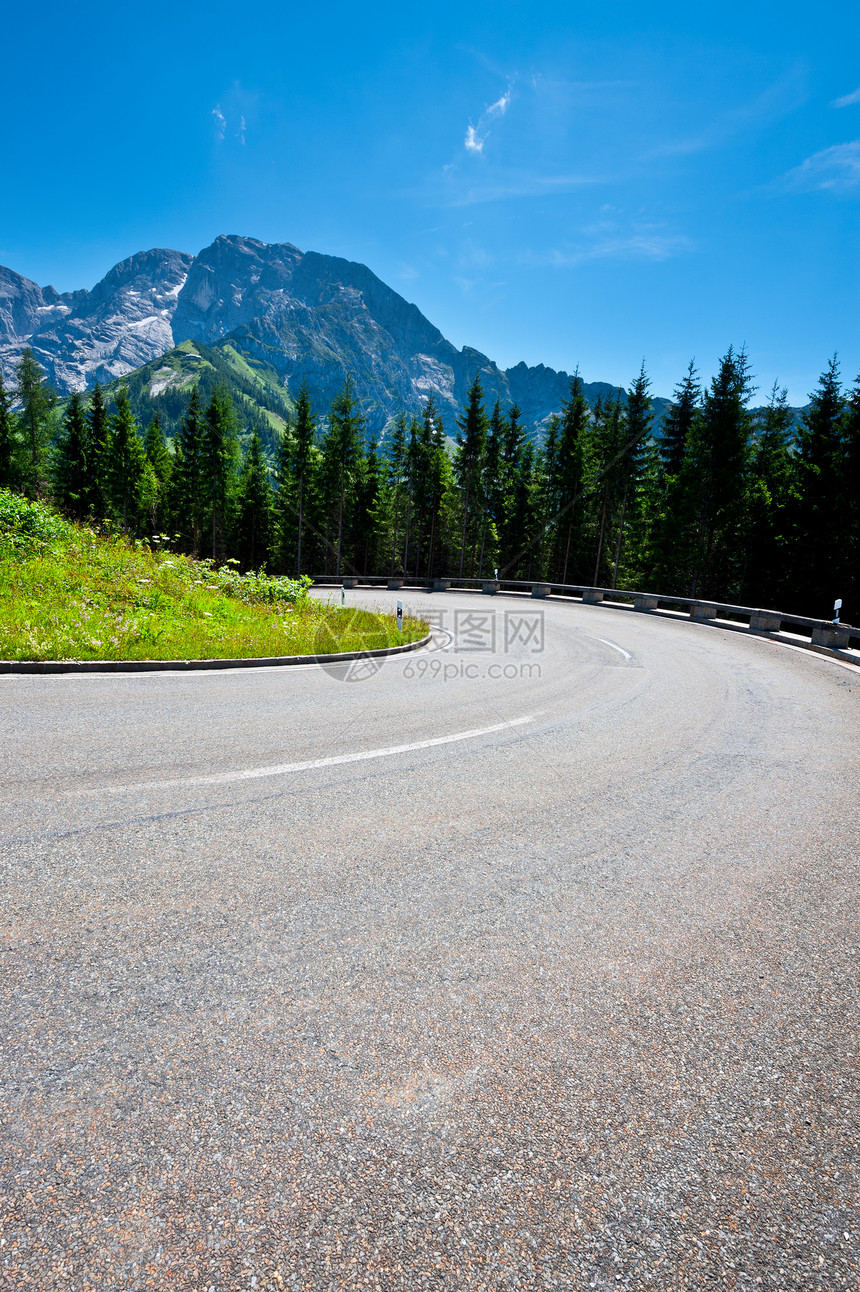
[0,633,432,675]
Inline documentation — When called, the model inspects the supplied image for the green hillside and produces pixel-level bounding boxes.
[0,490,426,662]
[94,338,296,454]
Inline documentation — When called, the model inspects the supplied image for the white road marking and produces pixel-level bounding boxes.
[591,636,633,661]
[81,714,536,796]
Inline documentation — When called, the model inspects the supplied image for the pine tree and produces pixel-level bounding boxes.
[479,401,504,578]
[841,373,860,620]
[202,386,239,562]
[53,391,91,519]
[410,400,437,578]
[742,384,797,609]
[175,388,204,554]
[534,414,560,578]
[496,402,526,573]
[588,391,628,587]
[455,375,488,578]
[143,414,173,538]
[0,371,20,491]
[384,411,408,575]
[686,346,755,599]
[792,356,846,614]
[280,379,320,578]
[649,361,701,594]
[15,348,55,498]
[236,431,273,570]
[503,435,538,580]
[422,398,450,579]
[88,382,111,520]
[554,374,590,583]
[354,442,381,576]
[402,417,423,577]
[321,375,363,576]
[660,361,700,478]
[611,364,653,588]
[106,388,147,532]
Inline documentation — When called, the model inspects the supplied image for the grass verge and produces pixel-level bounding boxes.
[0,491,428,662]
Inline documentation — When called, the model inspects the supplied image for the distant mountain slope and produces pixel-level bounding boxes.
[93,339,296,453]
[0,234,669,437]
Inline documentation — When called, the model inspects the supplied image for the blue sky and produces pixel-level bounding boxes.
[2,0,858,403]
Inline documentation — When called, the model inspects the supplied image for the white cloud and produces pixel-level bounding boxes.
[780,141,860,193]
[486,91,511,119]
[465,125,484,154]
[833,88,860,108]
[211,104,226,142]
[462,85,513,155]
[237,115,246,146]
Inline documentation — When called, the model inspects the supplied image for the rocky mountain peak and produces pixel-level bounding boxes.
[0,234,645,435]
[171,236,304,343]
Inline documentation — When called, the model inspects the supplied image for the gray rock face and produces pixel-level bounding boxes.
[170,235,304,342]
[0,234,625,434]
[0,249,193,393]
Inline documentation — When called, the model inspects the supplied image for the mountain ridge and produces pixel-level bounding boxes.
[0,234,665,437]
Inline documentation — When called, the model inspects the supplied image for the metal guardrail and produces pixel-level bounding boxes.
[312,575,860,654]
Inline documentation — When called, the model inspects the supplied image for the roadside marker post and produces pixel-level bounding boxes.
[834,598,842,624]
[397,600,403,636]
[341,585,345,606]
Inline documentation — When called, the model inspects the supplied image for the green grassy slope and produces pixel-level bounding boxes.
[0,492,427,662]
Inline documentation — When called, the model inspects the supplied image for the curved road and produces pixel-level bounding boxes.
[1,591,858,1290]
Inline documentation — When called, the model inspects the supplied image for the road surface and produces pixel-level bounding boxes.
[1,590,858,1290]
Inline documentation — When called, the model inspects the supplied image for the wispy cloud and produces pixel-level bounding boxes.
[486,91,511,119]
[464,125,484,154]
[463,85,513,155]
[779,141,860,193]
[833,88,860,108]
[447,170,599,206]
[212,85,256,147]
[525,221,694,268]
[646,72,806,161]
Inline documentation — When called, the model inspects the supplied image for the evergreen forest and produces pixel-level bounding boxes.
[2,346,858,622]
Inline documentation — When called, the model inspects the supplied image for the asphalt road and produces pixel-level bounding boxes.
[1,590,858,1291]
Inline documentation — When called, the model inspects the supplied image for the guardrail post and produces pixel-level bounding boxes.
[582,589,604,605]
[342,577,358,590]
[811,624,851,649]
[431,578,451,592]
[482,580,500,595]
[749,611,782,632]
[387,578,404,590]
[634,594,658,612]
[531,583,551,598]
[690,603,717,620]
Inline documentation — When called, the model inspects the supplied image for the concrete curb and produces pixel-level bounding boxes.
[492,590,860,669]
[0,633,432,675]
